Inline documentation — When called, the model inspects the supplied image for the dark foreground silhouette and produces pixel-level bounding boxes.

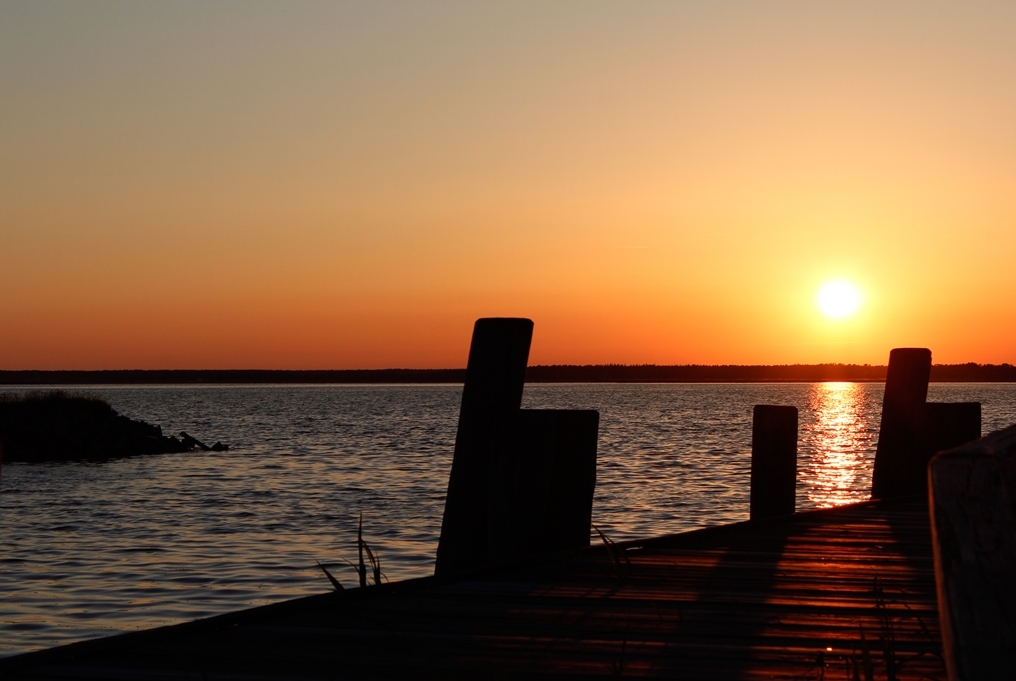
[0,321,968,680]
[0,391,227,462]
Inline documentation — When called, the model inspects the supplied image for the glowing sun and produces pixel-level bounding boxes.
[817,280,861,319]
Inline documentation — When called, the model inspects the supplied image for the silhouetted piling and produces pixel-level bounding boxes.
[435,318,533,578]
[928,424,1016,681]
[919,401,980,473]
[871,348,932,499]
[750,405,798,520]
[487,409,599,565]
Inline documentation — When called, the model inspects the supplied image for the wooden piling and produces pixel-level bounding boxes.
[750,405,798,520]
[487,409,599,565]
[929,424,1016,681]
[919,401,980,475]
[871,348,932,499]
[435,318,533,578]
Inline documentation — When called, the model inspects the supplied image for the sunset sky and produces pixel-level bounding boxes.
[2,2,1015,369]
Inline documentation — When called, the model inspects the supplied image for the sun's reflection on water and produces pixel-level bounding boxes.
[801,382,874,508]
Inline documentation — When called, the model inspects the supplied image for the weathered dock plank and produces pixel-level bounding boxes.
[1,496,944,680]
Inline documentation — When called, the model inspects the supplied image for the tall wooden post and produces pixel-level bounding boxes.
[750,405,798,520]
[871,348,932,499]
[435,318,533,578]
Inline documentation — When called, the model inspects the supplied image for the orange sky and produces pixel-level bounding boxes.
[2,2,1015,369]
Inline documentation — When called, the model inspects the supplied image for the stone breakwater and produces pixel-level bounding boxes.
[0,391,225,462]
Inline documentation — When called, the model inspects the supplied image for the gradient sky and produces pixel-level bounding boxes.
[2,2,1015,369]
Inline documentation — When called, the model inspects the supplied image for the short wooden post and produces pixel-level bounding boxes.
[919,401,980,472]
[871,348,932,499]
[435,318,533,578]
[929,424,1016,681]
[750,405,798,520]
[487,409,599,565]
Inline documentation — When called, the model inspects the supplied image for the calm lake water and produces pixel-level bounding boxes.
[2,382,1015,657]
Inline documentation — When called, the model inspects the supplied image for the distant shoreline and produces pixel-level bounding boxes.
[2,363,1015,384]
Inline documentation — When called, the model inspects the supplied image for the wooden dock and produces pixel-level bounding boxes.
[1,495,945,680]
[6,329,1012,680]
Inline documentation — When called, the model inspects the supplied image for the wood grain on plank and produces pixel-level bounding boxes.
[1,496,945,680]
[930,424,1016,681]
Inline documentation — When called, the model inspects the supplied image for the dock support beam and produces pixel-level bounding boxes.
[871,348,932,499]
[872,348,982,499]
[750,405,798,520]
[436,318,533,578]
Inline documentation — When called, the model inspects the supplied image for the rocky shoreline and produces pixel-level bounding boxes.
[0,391,227,463]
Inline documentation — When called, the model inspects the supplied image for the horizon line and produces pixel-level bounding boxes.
[2,363,1015,385]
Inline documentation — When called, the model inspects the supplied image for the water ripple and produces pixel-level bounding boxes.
[1,382,1014,657]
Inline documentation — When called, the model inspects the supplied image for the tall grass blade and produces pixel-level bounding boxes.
[592,523,630,578]
[859,628,874,681]
[873,577,897,681]
[362,540,382,586]
[357,512,367,588]
[316,561,344,591]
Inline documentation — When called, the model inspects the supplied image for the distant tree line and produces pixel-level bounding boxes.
[527,363,1016,382]
[2,363,1015,384]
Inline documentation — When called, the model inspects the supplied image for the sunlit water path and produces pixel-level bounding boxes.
[2,382,1014,657]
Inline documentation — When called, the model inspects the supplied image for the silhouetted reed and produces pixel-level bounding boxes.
[319,513,385,591]
[593,524,630,577]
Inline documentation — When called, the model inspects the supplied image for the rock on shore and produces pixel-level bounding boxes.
[0,391,221,462]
